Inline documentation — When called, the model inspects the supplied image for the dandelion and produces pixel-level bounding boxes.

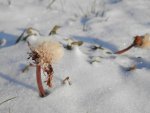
[28,40,63,97]
[115,34,150,54]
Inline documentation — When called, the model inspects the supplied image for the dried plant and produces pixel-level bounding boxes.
[64,39,83,50]
[126,65,136,71]
[28,41,63,65]
[91,45,104,50]
[26,27,40,36]
[106,51,112,54]
[115,34,150,54]
[62,76,72,85]
[15,27,40,44]
[28,40,63,97]
[15,29,27,44]
[0,97,16,106]
[141,34,150,47]
[115,36,143,54]
[49,25,61,35]
[89,56,101,64]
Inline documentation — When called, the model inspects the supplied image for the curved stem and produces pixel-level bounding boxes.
[36,65,45,97]
[115,43,134,54]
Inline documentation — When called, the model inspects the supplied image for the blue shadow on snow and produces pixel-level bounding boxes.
[0,72,37,92]
[72,35,118,51]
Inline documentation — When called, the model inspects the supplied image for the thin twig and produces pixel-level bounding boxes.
[0,97,16,106]
[63,76,72,85]
[49,25,61,35]
[15,29,26,44]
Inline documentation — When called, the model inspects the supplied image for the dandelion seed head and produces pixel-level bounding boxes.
[29,40,63,66]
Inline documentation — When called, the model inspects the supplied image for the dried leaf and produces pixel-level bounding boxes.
[71,41,83,46]
[63,76,72,85]
[64,44,73,50]
[49,25,61,35]
[91,45,104,50]
[106,51,112,54]
[126,65,136,71]
[26,27,40,36]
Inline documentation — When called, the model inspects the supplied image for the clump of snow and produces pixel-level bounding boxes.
[0,0,150,113]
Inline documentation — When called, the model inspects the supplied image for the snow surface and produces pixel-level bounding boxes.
[0,0,150,113]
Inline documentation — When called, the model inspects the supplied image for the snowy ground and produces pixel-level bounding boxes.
[0,0,150,113]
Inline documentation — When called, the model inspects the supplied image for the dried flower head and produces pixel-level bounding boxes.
[26,27,40,36]
[141,34,150,48]
[115,34,150,54]
[28,40,63,66]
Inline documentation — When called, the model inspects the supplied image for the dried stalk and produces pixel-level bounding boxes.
[15,29,26,44]
[115,36,143,54]
[36,65,46,97]
[0,97,16,106]
[44,64,53,87]
[27,40,63,97]
[49,25,61,35]
[63,76,72,85]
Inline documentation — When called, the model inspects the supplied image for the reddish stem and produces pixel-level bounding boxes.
[115,43,134,54]
[115,36,143,54]
[36,65,46,97]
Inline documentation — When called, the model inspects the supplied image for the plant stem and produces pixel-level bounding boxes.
[115,43,134,54]
[36,65,45,97]
[115,36,143,54]
[15,29,26,44]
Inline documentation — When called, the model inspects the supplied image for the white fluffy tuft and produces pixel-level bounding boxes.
[142,34,150,48]
[31,40,64,66]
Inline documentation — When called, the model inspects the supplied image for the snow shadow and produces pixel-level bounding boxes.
[0,32,17,48]
[80,16,90,26]
[107,0,122,4]
[0,72,37,91]
[119,57,150,76]
[130,57,150,69]
[72,35,118,51]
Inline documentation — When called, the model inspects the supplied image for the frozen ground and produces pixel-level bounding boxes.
[0,0,150,113]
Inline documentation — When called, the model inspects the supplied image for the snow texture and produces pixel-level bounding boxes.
[0,0,150,113]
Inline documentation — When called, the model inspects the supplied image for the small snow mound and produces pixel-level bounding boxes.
[73,46,86,57]
[27,35,39,46]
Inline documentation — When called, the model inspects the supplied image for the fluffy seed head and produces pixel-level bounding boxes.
[142,34,150,47]
[29,40,63,66]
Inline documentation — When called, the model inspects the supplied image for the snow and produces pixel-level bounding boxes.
[0,0,150,113]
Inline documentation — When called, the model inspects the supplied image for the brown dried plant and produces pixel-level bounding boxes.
[28,40,63,97]
[115,34,150,54]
